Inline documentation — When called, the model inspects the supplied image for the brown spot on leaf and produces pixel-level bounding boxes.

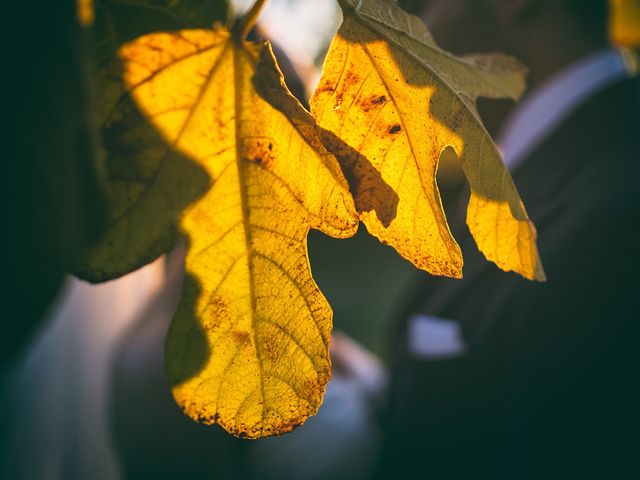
[343,69,360,88]
[246,138,276,169]
[301,378,322,400]
[314,83,335,95]
[361,94,388,112]
[231,331,251,348]
[450,107,464,130]
[202,295,229,331]
[260,327,281,362]
[252,153,274,169]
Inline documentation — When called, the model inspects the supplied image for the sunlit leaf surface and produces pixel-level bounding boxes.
[312,0,545,281]
[74,0,545,440]
[116,27,357,437]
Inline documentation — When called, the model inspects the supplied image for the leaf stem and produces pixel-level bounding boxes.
[232,0,268,40]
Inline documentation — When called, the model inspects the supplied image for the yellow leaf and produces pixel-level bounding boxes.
[74,1,229,282]
[311,0,545,281]
[115,28,357,437]
[609,0,640,47]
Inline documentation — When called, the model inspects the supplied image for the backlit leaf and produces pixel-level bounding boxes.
[311,0,545,281]
[74,0,229,281]
[116,28,357,437]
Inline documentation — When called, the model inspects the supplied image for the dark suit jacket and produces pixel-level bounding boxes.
[378,75,640,479]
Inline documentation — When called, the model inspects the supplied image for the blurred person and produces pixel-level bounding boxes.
[1,260,167,479]
[367,0,640,478]
[0,1,109,477]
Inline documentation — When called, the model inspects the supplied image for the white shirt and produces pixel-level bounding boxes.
[498,48,633,173]
[408,48,636,360]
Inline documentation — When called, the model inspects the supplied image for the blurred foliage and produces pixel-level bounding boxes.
[609,0,640,47]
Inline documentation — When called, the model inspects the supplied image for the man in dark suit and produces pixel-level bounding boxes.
[378,0,640,477]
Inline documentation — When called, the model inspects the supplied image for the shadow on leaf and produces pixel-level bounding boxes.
[316,126,399,227]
